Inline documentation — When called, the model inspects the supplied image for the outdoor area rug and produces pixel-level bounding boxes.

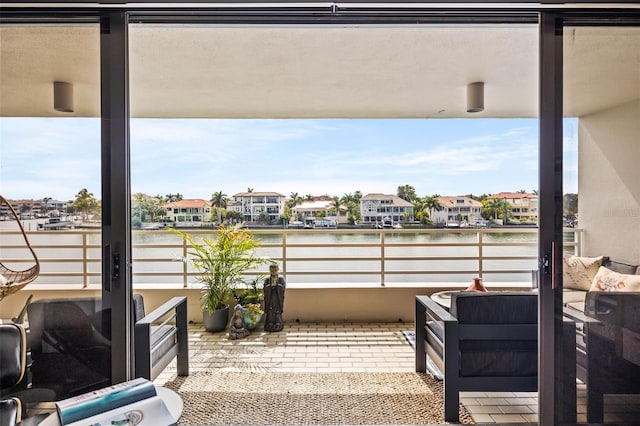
[164,371,474,425]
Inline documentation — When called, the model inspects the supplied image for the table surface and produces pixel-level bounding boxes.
[38,386,183,426]
[430,290,460,309]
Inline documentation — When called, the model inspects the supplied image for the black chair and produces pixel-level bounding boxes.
[0,323,52,426]
[25,295,188,398]
[416,291,576,423]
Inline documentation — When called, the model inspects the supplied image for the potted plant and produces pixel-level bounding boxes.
[170,224,269,332]
[233,275,265,330]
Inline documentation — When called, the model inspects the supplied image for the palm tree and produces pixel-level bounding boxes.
[423,195,442,222]
[247,188,254,193]
[210,191,228,224]
[304,194,314,201]
[74,188,98,220]
[483,198,511,223]
[42,197,52,214]
[288,192,302,209]
[328,196,342,217]
[165,193,183,203]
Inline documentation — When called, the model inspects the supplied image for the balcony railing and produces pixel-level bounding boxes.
[0,227,581,288]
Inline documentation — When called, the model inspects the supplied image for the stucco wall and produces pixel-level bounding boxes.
[578,99,640,264]
[0,283,528,324]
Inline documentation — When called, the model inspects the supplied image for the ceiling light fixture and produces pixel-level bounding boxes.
[53,81,74,113]
[466,82,484,113]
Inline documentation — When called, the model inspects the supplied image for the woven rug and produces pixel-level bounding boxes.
[165,371,474,425]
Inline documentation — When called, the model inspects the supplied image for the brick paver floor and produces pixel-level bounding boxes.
[153,322,637,424]
[154,322,546,423]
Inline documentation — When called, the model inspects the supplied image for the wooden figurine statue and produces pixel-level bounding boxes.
[263,263,286,332]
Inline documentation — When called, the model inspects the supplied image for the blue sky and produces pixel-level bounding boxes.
[0,117,578,201]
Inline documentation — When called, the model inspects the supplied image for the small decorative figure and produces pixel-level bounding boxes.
[228,304,251,339]
[466,277,487,292]
[263,263,286,332]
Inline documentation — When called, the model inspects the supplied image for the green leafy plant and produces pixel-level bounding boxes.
[233,274,265,306]
[170,224,269,314]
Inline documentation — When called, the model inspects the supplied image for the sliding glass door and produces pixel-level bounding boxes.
[558,20,640,424]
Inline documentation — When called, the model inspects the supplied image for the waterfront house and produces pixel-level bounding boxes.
[0,198,42,219]
[291,200,348,224]
[431,196,483,226]
[360,193,414,225]
[229,192,286,223]
[489,192,539,223]
[164,199,212,224]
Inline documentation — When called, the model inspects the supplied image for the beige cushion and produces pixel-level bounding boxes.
[563,255,603,291]
[590,266,640,292]
[563,289,587,304]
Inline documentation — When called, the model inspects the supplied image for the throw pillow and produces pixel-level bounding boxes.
[590,266,640,292]
[563,255,604,291]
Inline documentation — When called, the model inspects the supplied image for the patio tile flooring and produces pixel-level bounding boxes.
[154,322,539,424]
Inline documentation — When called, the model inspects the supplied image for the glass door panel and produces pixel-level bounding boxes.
[0,22,108,399]
[562,24,640,424]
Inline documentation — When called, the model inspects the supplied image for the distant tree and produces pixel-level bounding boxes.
[42,197,52,213]
[422,195,442,221]
[165,193,183,203]
[226,210,243,224]
[341,193,354,204]
[397,185,417,203]
[132,193,166,223]
[247,188,254,193]
[74,188,98,220]
[132,192,146,222]
[483,198,511,222]
[341,192,362,221]
[563,193,579,217]
[517,189,527,193]
[532,189,539,195]
[328,196,342,216]
[210,191,228,224]
[304,194,314,201]
[288,192,302,209]
[258,210,269,224]
[281,205,292,223]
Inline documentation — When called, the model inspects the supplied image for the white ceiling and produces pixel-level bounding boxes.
[0,24,638,118]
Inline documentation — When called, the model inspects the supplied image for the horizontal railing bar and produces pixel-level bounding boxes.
[0,227,579,287]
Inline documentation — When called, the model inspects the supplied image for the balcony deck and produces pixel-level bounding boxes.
[153,322,541,424]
